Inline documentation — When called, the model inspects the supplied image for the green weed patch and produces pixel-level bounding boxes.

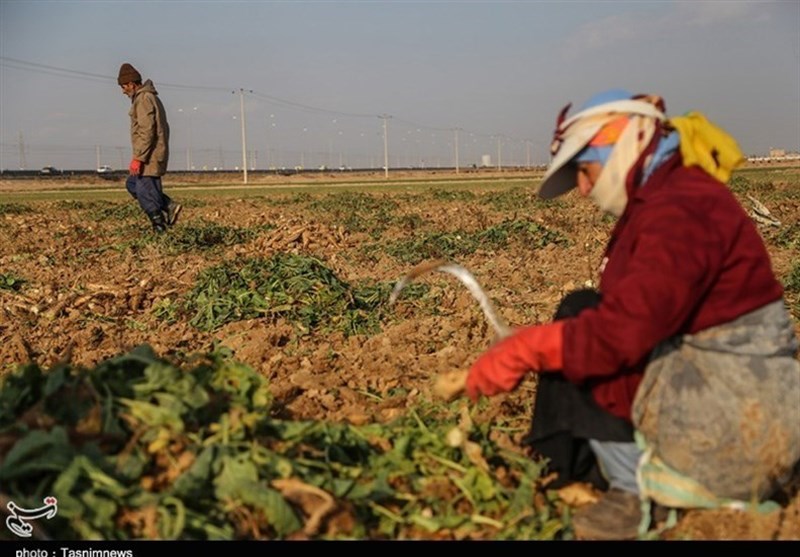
[429,189,477,202]
[158,220,264,254]
[268,192,313,206]
[308,192,399,237]
[396,213,429,231]
[179,253,425,335]
[0,272,26,291]
[381,219,569,264]
[769,222,800,252]
[88,202,143,221]
[481,188,556,212]
[0,202,34,215]
[53,200,95,210]
[783,262,800,319]
[173,197,208,209]
[728,175,780,201]
[784,262,800,294]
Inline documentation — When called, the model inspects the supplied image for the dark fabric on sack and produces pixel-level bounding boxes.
[522,289,634,490]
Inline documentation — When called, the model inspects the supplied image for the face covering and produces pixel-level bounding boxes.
[587,115,659,217]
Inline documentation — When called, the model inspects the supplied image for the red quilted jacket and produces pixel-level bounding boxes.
[561,154,784,420]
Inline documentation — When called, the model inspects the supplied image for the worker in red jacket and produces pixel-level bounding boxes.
[466,89,800,540]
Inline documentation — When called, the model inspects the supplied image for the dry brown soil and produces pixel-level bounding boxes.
[1,169,798,540]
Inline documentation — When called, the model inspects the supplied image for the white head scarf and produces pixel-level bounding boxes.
[538,95,667,216]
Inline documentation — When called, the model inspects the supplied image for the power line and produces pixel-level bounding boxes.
[1,56,545,168]
[1,57,536,141]
[249,90,376,119]
[0,56,230,92]
[0,57,114,85]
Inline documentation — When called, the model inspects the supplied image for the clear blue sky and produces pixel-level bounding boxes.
[1,0,798,171]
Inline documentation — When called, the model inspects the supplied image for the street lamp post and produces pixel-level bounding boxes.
[380,114,391,178]
[301,127,308,169]
[189,106,197,170]
[233,89,252,184]
[266,114,275,170]
[178,106,198,171]
[453,128,461,174]
[178,108,188,170]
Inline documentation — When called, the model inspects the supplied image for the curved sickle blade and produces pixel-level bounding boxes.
[389,259,514,400]
[390,259,512,339]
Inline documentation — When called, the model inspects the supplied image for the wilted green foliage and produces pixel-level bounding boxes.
[481,188,559,212]
[381,219,569,264]
[158,220,265,254]
[269,192,313,206]
[783,262,800,321]
[396,213,428,231]
[769,222,800,252]
[481,188,536,211]
[429,189,477,202]
[727,174,751,194]
[53,200,94,210]
[785,262,800,294]
[728,174,777,200]
[309,192,399,237]
[0,202,34,215]
[179,253,424,335]
[0,347,563,540]
[151,298,179,324]
[88,202,143,221]
[0,272,26,291]
[381,231,480,264]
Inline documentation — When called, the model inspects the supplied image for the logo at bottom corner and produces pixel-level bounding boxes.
[6,497,58,538]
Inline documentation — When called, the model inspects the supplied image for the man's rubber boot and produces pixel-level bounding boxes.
[166,201,182,226]
[571,488,642,540]
[148,211,167,233]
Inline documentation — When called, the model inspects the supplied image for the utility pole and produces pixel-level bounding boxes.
[178,107,190,170]
[266,114,275,170]
[234,89,253,183]
[453,128,461,174]
[526,140,531,169]
[380,114,391,178]
[178,108,192,168]
[18,132,27,170]
[95,144,101,171]
[496,135,502,171]
[189,106,196,170]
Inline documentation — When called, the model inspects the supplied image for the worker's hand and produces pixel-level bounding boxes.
[128,159,143,176]
[466,321,565,402]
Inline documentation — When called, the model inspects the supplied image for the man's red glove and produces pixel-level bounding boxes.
[129,159,143,176]
[466,321,565,402]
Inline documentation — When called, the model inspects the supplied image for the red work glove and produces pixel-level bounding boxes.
[466,321,565,402]
[129,158,143,176]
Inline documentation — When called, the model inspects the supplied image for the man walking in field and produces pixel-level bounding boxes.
[118,62,181,232]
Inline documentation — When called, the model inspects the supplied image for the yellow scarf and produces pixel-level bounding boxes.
[669,112,745,183]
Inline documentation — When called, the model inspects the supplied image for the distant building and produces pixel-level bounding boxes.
[747,148,800,164]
